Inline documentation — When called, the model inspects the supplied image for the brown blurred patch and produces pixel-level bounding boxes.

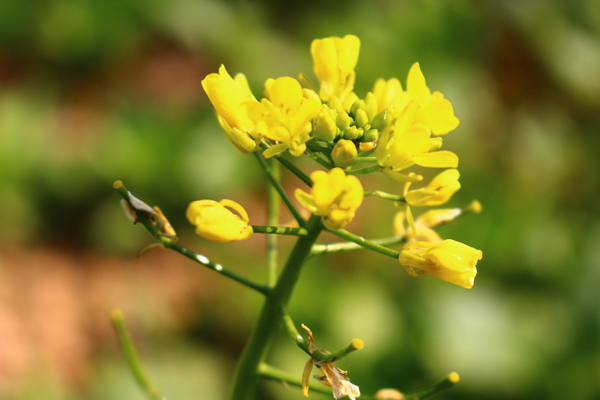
[0,246,219,396]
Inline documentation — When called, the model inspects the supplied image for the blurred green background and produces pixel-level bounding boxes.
[1,0,600,399]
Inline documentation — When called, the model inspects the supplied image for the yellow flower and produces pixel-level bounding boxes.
[405,169,461,206]
[398,239,482,289]
[248,76,321,158]
[186,199,253,242]
[201,65,261,153]
[376,103,459,182]
[406,63,459,135]
[300,325,361,400]
[295,168,363,230]
[311,35,360,102]
[372,77,409,114]
[371,63,459,136]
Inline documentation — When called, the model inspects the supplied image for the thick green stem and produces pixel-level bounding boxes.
[266,158,280,287]
[230,215,323,400]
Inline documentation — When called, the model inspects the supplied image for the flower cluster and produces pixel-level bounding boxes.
[196,34,482,292]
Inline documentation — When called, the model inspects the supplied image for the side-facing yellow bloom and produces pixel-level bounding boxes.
[405,169,461,206]
[247,76,321,158]
[295,168,363,230]
[398,239,482,289]
[376,104,459,182]
[406,63,459,135]
[186,199,253,242]
[311,35,360,102]
[201,65,260,153]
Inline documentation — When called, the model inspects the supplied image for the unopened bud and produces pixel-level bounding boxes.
[314,108,338,141]
[350,99,365,116]
[355,109,369,128]
[359,142,375,152]
[331,139,358,167]
[343,126,363,140]
[371,109,391,131]
[362,129,378,143]
[328,96,345,114]
[364,92,378,120]
[336,111,353,131]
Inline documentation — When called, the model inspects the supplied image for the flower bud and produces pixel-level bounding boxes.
[364,92,378,120]
[354,108,369,128]
[332,139,358,167]
[362,128,379,143]
[314,108,338,141]
[336,111,353,131]
[343,126,363,140]
[186,199,253,242]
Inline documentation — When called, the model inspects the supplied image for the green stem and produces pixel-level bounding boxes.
[114,181,270,296]
[364,190,406,202]
[324,228,400,259]
[345,164,381,176]
[258,363,332,396]
[230,215,323,400]
[253,152,306,226]
[111,310,166,400]
[306,148,334,169]
[311,235,406,256]
[260,142,312,187]
[282,309,310,355]
[406,372,460,399]
[168,242,270,295]
[281,309,364,362]
[267,158,280,287]
[354,156,377,164]
[251,225,308,236]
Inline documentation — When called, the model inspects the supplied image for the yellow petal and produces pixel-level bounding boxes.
[407,63,430,103]
[416,95,460,135]
[269,77,303,111]
[412,150,459,168]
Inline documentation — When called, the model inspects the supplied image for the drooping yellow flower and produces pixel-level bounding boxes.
[247,76,321,158]
[405,169,461,206]
[201,65,261,153]
[300,325,361,400]
[186,199,253,242]
[376,104,459,182]
[311,35,360,102]
[406,63,459,135]
[398,239,482,289]
[295,168,363,230]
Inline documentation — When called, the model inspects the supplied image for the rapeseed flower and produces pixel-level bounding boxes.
[248,76,321,158]
[186,199,253,242]
[201,65,261,153]
[399,239,482,289]
[295,168,363,230]
[311,35,360,102]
